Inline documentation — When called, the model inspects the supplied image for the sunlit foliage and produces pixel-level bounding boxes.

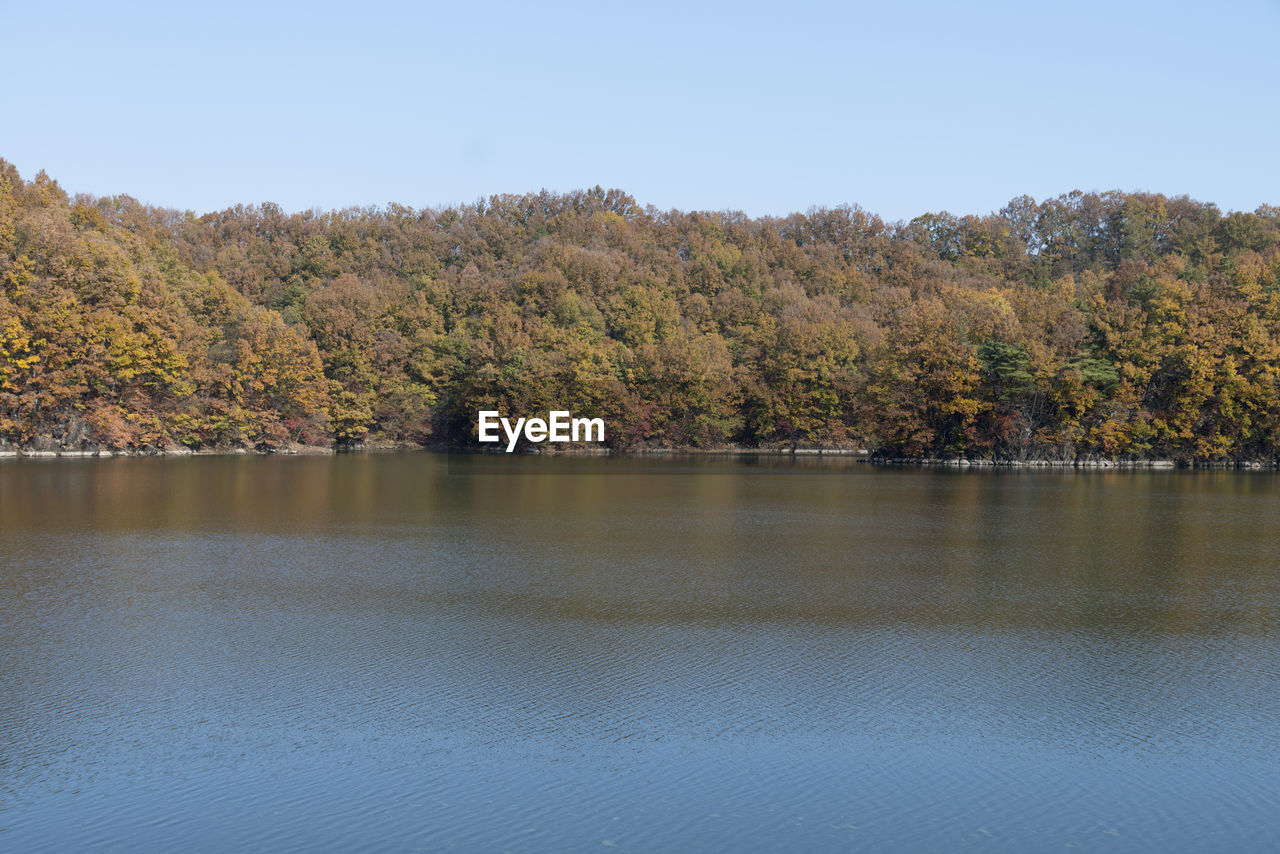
[3,160,1279,461]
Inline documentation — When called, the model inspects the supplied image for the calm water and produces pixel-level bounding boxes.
[2,454,1279,852]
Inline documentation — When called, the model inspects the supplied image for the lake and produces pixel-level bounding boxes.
[3,454,1279,852]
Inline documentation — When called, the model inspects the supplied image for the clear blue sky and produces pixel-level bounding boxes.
[3,0,1278,222]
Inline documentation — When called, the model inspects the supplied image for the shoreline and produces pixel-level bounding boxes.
[0,442,345,459]
[3,442,1278,469]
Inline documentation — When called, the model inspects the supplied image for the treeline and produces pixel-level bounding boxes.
[3,157,1280,461]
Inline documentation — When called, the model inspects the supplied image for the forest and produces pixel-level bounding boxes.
[3,157,1280,461]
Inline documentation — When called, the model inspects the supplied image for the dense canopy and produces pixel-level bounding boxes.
[3,159,1280,461]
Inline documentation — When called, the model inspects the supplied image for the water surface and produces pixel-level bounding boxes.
[3,455,1279,851]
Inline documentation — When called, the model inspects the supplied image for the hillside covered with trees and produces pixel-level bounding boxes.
[3,158,1280,461]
